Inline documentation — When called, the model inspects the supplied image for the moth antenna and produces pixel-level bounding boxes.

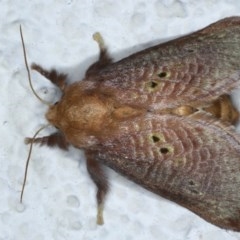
[20,124,51,203]
[20,25,51,106]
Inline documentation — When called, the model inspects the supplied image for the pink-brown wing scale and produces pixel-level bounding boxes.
[86,17,240,110]
[90,112,240,230]
[81,17,240,229]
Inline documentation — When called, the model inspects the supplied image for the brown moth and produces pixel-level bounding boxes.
[22,17,240,231]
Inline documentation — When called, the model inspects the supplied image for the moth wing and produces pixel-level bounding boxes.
[97,112,240,230]
[91,17,240,110]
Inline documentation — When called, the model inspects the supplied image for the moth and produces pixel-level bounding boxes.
[21,17,240,231]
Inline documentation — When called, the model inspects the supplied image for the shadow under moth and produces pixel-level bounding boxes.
[20,17,240,231]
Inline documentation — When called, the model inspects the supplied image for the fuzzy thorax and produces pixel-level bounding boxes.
[45,92,110,147]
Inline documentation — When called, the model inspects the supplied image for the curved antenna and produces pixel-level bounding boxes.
[20,124,50,203]
[20,25,51,106]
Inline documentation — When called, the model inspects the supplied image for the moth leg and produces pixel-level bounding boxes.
[85,151,109,225]
[25,132,69,151]
[31,63,67,91]
[86,32,113,77]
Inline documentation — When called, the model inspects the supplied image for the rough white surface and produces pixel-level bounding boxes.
[1,1,240,240]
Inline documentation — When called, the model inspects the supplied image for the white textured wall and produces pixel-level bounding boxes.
[1,1,240,240]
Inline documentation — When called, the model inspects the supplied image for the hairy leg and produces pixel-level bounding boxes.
[86,32,113,77]
[25,132,69,151]
[85,150,109,225]
[31,63,67,91]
